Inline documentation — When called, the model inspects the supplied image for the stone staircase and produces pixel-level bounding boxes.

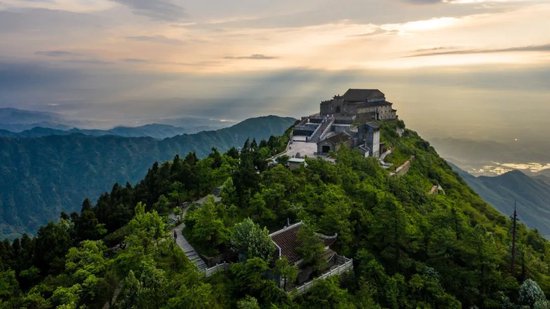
[173,212,208,271]
[184,246,207,270]
[309,116,334,143]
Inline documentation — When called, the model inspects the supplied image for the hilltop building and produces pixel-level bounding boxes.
[289,88,396,159]
[320,89,397,121]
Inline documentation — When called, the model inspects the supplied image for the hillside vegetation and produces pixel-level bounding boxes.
[0,115,296,239]
[453,166,550,239]
[0,120,548,308]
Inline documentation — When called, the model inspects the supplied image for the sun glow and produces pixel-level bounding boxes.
[382,17,458,33]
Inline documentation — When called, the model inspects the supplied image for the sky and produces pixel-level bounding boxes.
[1,0,549,173]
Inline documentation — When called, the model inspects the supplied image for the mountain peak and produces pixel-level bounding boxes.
[501,169,527,178]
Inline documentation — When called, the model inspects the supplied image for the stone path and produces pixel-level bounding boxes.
[171,206,208,271]
[390,156,415,177]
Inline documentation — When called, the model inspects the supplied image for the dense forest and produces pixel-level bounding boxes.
[0,115,295,239]
[0,120,549,308]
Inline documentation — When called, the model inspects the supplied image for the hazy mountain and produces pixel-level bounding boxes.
[0,108,72,132]
[535,174,550,186]
[0,108,236,138]
[75,123,232,138]
[0,124,191,139]
[98,124,189,139]
[451,163,550,238]
[0,115,296,239]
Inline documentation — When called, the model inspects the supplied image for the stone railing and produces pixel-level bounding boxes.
[204,262,229,277]
[293,257,353,295]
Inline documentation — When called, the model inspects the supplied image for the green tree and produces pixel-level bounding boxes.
[116,270,140,309]
[221,177,238,207]
[299,277,354,309]
[230,258,286,305]
[519,279,547,308]
[33,220,73,275]
[0,269,19,301]
[115,261,168,309]
[230,218,275,261]
[237,296,261,309]
[296,225,327,273]
[274,257,298,290]
[126,202,166,251]
[51,284,81,309]
[187,197,228,253]
[74,198,106,241]
[64,240,110,305]
[167,282,218,309]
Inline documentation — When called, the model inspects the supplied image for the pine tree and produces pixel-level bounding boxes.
[510,201,518,275]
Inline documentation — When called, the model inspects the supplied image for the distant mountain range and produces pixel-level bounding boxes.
[0,124,193,139]
[0,108,233,137]
[0,115,296,239]
[451,163,550,239]
[0,107,73,132]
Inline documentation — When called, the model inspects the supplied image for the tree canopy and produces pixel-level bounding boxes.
[0,120,549,308]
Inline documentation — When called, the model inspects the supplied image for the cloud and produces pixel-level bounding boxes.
[349,28,398,37]
[471,162,550,176]
[34,50,111,65]
[403,0,443,4]
[111,0,185,21]
[35,50,81,57]
[402,0,515,4]
[224,54,278,60]
[0,61,83,91]
[408,43,550,57]
[122,58,150,63]
[126,35,183,45]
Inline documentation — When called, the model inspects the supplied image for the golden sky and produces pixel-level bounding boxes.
[1,0,549,72]
[0,0,549,139]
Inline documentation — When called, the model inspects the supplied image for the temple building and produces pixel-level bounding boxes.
[320,89,397,121]
[290,88,396,159]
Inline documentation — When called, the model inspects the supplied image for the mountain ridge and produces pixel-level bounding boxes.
[0,107,236,136]
[1,119,548,308]
[0,115,296,239]
[450,163,550,238]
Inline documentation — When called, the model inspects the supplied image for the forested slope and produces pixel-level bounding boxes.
[0,120,548,308]
[453,166,550,239]
[0,115,296,238]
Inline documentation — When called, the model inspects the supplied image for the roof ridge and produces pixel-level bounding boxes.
[269,221,303,237]
[315,232,338,240]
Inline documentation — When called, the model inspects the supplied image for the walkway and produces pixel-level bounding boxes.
[309,116,334,143]
[389,156,415,177]
[171,206,207,271]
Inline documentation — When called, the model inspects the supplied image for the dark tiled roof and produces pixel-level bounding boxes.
[343,89,385,102]
[271,222,302,263]
[270,222,337,264]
